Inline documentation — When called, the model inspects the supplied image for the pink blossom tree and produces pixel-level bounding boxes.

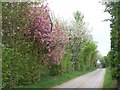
[23,3,69,66]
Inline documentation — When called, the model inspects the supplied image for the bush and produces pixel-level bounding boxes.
[2,41,41,88]
[49,64,64,76]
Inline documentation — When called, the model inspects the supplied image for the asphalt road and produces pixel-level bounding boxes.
[53,68,106,88]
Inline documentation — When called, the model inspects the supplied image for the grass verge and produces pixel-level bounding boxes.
[103,68,116,88]
[18,68,96,88]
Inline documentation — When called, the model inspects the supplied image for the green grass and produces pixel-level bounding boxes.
[103,68,116,88]
[18,68,96,88]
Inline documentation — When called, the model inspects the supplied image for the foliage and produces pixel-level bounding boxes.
[17,68,96,88]
[2,1,98,88]
[2,42,41,88]
[2,2,47,88]
[25,4,69,65]
[104,1,120,89]
[67,11,98,71]
[100,56,109,68]
[103,68,116,88]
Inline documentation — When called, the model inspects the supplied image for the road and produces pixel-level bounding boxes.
[53,68,106,88]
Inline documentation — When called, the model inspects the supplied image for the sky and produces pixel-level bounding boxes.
[46,0,111,56]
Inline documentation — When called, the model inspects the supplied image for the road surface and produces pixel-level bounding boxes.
[53,68,106,88]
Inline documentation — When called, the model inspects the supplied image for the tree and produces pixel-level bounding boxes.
[68,11,98,71]
[104,1,120,88]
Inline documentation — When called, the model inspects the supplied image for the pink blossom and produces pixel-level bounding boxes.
[24,3,69,65]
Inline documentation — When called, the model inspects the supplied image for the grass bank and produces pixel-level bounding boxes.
[18,68,96,88]
[103,68,116,88]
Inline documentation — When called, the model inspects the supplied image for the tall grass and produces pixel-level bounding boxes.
[18,68,96,88]
[103,68,116,88]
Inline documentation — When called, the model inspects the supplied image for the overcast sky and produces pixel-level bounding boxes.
[46,0,111,56]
